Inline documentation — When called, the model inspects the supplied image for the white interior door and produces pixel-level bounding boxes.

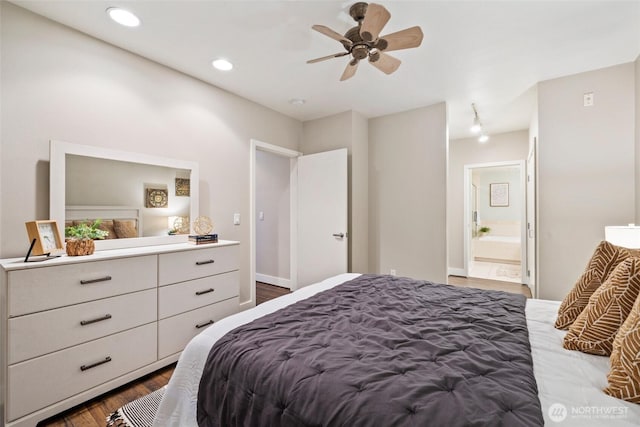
[297,148,348,287]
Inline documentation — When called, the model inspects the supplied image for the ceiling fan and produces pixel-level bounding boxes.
[307,2,424,81]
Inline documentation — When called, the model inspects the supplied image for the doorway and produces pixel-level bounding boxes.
[249,140,348,309]
[464,161,526,284]
[249,140,300,311]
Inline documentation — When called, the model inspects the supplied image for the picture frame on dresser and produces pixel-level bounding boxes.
[24,220,64,257]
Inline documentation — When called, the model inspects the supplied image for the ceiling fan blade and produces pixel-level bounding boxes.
[360,3,390,42]
[369,51,401,75]
[378,26,424,52]
[340,60,359,81]
[312,25,352,47]
[307,52,350,64]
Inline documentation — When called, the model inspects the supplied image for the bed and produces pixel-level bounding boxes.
[65,205,141,239]
[153,273,640,426]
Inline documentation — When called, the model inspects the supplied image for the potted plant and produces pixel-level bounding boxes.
[64,219,109,256]
[478,226,491,236]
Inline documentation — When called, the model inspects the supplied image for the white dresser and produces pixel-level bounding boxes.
[0,241,240,427]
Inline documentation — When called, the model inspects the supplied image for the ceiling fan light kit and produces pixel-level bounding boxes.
[307,2,424,81]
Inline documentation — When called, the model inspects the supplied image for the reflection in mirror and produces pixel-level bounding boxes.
[50,140,199,250]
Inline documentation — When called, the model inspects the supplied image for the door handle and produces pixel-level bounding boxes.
[333,233,345,238]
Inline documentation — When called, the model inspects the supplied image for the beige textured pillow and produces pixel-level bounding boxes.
[555,241,639,329]
[113,219,138,239]
[604,292,640,403]
[563,257,640,355]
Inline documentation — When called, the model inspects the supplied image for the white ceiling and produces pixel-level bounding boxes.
[11,0,640,139]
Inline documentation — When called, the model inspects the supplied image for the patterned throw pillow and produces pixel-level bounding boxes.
[113,219,138,239]
[555,241,639,329]
[563,257,640,355]
[604,292,640,403]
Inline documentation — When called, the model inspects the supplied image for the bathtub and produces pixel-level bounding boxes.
[473,234,521,263]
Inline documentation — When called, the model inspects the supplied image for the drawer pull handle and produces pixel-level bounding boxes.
[196,320,214,329]
[80,276,112,285]
[80,314,112,326]
[195,288,215,296]
[80,356,112,372]
[196,259,215,266]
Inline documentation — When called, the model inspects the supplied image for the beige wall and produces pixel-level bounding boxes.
[369,103,448,283]
[448,130,529,272]
[255,150,290,284]
[0,4,302,304]
[350,111,369,273]
[538,63,635,301]
[301,111,369,273]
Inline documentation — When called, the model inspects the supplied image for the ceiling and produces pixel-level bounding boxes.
[11,0,640,140]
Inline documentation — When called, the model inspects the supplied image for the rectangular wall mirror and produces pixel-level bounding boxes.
[50,140,199,251]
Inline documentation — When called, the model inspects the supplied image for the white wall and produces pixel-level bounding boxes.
[301,111,369,273]
[0,3,302,305]
[448,130,529,271]
[368,103,448,283]
[538,62,635,301]
[255,149,290,285]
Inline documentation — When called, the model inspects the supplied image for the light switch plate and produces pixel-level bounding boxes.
[233,213,240,225]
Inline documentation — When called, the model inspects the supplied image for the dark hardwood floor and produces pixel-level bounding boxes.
[38,364,174,426]
[448,275,533,298]
[256,281,292,304]
[37,276,526,426]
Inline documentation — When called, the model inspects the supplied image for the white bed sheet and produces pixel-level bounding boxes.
[153,274,640,426]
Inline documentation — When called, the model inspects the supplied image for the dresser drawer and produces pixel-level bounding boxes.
[158,297,239,359]
[159,271,239,319]
[8,255,157,316]
[7,322,157,421]
[158,244,239,286]
[8,288,157,364]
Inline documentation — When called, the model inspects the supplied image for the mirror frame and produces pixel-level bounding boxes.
[50,140,199,251]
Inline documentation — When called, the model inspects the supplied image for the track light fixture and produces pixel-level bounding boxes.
[470,103,489,143]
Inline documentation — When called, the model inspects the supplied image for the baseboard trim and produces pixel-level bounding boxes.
[256,273,291,289]
[448,267,466,277]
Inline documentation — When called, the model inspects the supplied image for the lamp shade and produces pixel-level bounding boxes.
[605,225,640,248]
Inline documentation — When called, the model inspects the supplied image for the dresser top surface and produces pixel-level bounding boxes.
[0,240,239,271]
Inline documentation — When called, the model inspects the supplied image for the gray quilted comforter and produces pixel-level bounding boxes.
[197,274,543,426]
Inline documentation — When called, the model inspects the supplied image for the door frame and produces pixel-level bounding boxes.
[463,160,527,285]
[249,139,301,309]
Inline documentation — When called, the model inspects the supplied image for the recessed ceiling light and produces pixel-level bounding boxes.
[289,98,306,106]
[212,59,233,71]
[106,7,141,27]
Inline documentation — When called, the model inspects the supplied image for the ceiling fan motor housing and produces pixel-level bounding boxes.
[349,2,369,23]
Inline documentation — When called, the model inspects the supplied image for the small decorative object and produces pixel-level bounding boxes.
[64,219,109,256]
[169,216,190,235]
[193,216,213,235]
[175,178,190,196]
[24,220,64,261]
[188,233,218,245]
[490,183,509,207]
[146,188,168,208]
